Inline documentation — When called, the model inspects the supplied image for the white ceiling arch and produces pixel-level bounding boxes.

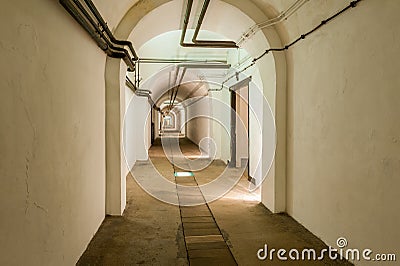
[138,60,226,105]
[127,0,268,51]
[122,0,272,103]
[110,0,287,113]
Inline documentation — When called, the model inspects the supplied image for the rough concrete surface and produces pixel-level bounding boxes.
[78,138,352,265]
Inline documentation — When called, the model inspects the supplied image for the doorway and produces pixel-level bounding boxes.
[229,77,252,182]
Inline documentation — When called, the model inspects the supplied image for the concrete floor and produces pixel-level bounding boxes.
[78,138,352,265]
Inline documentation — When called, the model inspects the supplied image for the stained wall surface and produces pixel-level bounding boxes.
[2,0,400,265]
[0,0,107,264]
[281,0,400,260]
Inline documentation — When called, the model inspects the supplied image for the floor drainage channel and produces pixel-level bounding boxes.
[174,170,237,266]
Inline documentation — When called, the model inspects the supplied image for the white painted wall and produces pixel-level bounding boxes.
[124,87,135,174]
[209,88,231,163]
[177,108,186,135]
[282,0,400,262]
[235,86,249,168]
[146,105,152,150]
[124,91,152,172]
[0,0,106,264]
[186,97,211,154]
[105,58,128,216]
[248,82,264,186]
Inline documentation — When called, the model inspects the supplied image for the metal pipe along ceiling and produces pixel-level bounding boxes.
[167,63,231,110]
[180,0,238,48]
[59,0,137,71]
[138,58,227,64]
[126,77,159,110]
[83,0,138,60]
[126,76,137,92]
[71,0,131,58]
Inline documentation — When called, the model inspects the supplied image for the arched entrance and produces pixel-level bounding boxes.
[105,0,287,215]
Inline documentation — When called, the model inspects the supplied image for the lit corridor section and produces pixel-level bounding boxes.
[78,138,352,265]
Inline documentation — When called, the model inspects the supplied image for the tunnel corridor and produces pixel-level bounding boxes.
[1,0,399,265]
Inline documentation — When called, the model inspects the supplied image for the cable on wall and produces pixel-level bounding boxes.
[221,0,363,88]
[237,0,310,46]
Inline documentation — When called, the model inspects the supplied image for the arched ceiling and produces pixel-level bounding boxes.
[137,55,229,104]
[93,0,289,38]
[156,81,210,107]
[122,0,273,104]
[128,0,258,50]
[125,0,273,56]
